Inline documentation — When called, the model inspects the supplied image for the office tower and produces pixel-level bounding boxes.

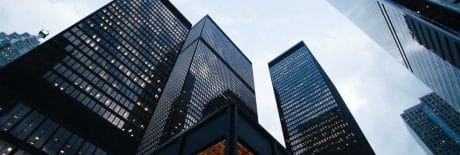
[401,93,460,155]
[269,42,374,155]
[138,15,257,154]
[0,32,40,67]
[151,103,288,155]
[327,0,460,112]
[0,0,191,154]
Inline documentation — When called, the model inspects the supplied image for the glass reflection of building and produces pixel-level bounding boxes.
[269,42,374,155]
[137,16,257,154]
[0,0,191,154]
[401,93,460,155]
[327,0,460,112]
[0,32,40,67]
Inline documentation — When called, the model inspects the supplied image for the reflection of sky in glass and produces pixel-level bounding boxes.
[327,0,405,65]
[329,0,460,112]
[328,0,460,153]
[380,1,460,112]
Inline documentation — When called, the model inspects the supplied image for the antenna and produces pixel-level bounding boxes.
[38,30,49,39]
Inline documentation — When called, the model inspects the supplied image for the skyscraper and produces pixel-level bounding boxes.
[401,93,460,155]
[327,0,460,112]
[0,32,40,67]
[138,15,257,154]
[0,0,191,154]
[269,42,374,155]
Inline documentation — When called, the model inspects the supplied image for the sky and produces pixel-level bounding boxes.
[0,0,433,154]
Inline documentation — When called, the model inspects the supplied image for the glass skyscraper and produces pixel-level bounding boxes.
[269,42,374,155]
[138,15,257,154]
[0,0,191,154]
[327,0,460,112]
[0,32,40,67]
[401,93,460,155]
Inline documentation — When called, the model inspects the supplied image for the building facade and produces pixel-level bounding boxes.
[151,103,288,155]
[0,0,191,154]
[0,32,40,67]
[269,42,374,155]
[427,0,460,12]
[401,93,460,155]
[327,0,460,112]
[138,15,257,154]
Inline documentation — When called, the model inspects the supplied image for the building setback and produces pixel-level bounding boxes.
[151,103,288,155]
[269,42,374,155]
[401,93,460,155]
[327,0,460,112]
[0,32,40,67]
[0,0,191,154]
[138,15,257,154]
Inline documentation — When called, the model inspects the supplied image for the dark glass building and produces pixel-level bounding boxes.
[327,0,460,112]
[151,103,288,155]
[425,0,460,12]
[401,93,460,155]
[138,15,257,154]
[269,42,374,155]
[0,0,191,154]
[0,32,40,67]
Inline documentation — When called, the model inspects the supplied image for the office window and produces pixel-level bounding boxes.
[26,119,59,148]
[0,103,106,154]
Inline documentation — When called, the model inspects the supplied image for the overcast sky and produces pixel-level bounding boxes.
[0,0,433,154]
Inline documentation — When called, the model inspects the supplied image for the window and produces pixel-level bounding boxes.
[26,119,59,148]
[9,111,45,140]
[41,127,72,155]
[59,135,84,155]
[0,104,31,132]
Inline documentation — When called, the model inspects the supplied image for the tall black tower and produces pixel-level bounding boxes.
[269,42,374,155]
[137,16,257,154]
[0,0,191,154]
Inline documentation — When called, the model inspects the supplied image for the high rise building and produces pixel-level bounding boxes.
[401,93,460,155]
[0,0,191,154]
[138,15,257,154]
[0,32,40,67]
[327,0,460,112]
[269,42,374,155]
